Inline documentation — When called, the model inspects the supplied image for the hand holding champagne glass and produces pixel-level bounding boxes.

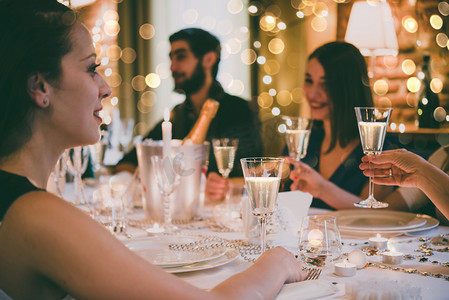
[354,107,392,208]
[281,116,313,168]
[240,157,284,253]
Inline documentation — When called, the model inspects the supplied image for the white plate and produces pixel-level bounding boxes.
[125,236,227,268]
[164,248,239,273]
[277,280,339,300]
[326,210,439,233]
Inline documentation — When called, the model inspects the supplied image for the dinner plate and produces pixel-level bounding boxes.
[124,236,227,268]
[163,248,239,273]
[326,210,439,233]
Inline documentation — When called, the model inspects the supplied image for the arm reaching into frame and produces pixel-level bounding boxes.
[359,149,449,220]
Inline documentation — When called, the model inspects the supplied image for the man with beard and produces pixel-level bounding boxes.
[115,28,263,201]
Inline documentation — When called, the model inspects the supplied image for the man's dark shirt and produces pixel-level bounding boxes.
[118,81,263,177]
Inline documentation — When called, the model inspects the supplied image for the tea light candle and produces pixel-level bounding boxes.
[369,234,388,249]
[334,260,357,277]
[382,251,403,265]
[348,249,367,269]
[162,108,172,159]
[146,223,165,236]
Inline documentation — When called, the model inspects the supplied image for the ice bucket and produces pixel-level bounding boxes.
[136,140,209,222]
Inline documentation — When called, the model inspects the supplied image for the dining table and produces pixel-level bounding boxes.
[69,183,449,300]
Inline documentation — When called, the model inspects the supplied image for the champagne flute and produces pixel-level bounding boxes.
[50,151,69,198]
[212,138,239,179]
[119,118,134,153]
[354,107,392,208]
[281,116,313,167]
[151,155,181,233]
[240,157,284,253]
[66,146,90,205]
[298,215,342,268]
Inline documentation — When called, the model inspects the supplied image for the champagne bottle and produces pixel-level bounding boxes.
[183,99,220,144]
[417,55,440,128]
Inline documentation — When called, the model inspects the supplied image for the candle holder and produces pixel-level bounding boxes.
[369,234,388,249]
[334,260,357,277]
[382,251,403,265]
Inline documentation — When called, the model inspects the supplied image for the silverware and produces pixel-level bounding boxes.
[304,268,322,280]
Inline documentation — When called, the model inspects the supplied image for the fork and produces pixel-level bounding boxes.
[304,268,322,280]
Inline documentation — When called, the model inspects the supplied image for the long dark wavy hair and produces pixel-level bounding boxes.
[0,0,76,163]
[309,41,373,152]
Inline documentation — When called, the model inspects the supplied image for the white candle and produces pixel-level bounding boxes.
[382,251,403,265]
[146,223,165,236]
[369,234,388,249]
[348,249,367,269]
[334,260,357,277]
[162,108,172,159]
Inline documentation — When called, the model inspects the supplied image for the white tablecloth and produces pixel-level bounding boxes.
[120,207,449,300]
[63,183,449,299]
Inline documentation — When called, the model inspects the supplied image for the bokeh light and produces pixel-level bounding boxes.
[407,77,421,93]
[436,33,448,48]
[145,73,161,88]
[277,90,293,106]
[268,38,285,54]
[263,75,272,84]
[402,16,418,33]
[106,45,122,61]
[439,1,449,16]
[311,16,327,32]
[272,107,281,116]
[121,47,136,64]
[373,79,389,96]
[183,9,198,24]
[430,14,443,30]
[131,75,147,91]
[430,78,443,93]
[257,92,274,108]
[227,0,244,14]
[241,49,257,65]
[139,23,155,40]
[402,59,416,75]
[264,59,281,75]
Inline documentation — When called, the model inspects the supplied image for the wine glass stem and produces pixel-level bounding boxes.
[368,156,374,199]
[260,216,267,253]
[163,194,172,227]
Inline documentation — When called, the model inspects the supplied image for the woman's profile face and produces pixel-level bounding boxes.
[46,21,111,149]
[303,58,330,121]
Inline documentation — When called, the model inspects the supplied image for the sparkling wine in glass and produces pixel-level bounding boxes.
[151,155,181,233]
[281,116,313,166]
[240,157,284,253]
[298,215,342,268]
[212,138,239,179]
[354,107,392,208]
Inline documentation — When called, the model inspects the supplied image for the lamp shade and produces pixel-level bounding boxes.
[344,0,398,57]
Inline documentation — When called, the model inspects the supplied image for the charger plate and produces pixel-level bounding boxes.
[326,210,439,233]
[125,236,228,268]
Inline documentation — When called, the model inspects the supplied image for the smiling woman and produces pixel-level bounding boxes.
[287,41,399,210]
[0,2,306,299]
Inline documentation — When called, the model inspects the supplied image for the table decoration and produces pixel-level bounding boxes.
[146,223,165,236]
[334,260,357,277]
[368,234,388,249]
[347,249,367,269]
[382,251,404,265]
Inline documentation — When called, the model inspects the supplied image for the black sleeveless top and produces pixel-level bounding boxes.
[0,169,43,221]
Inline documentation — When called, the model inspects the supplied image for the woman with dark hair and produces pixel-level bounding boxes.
[288,41,397,210]
[0,1,305,299]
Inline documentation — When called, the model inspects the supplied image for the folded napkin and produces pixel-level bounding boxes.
[277,191,313,236]
[277,280,338,300]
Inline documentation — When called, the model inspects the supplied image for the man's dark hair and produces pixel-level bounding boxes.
[169,28,221,79]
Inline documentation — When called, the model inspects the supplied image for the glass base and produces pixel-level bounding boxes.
[354,198,389,209]
[162,223,179,234]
